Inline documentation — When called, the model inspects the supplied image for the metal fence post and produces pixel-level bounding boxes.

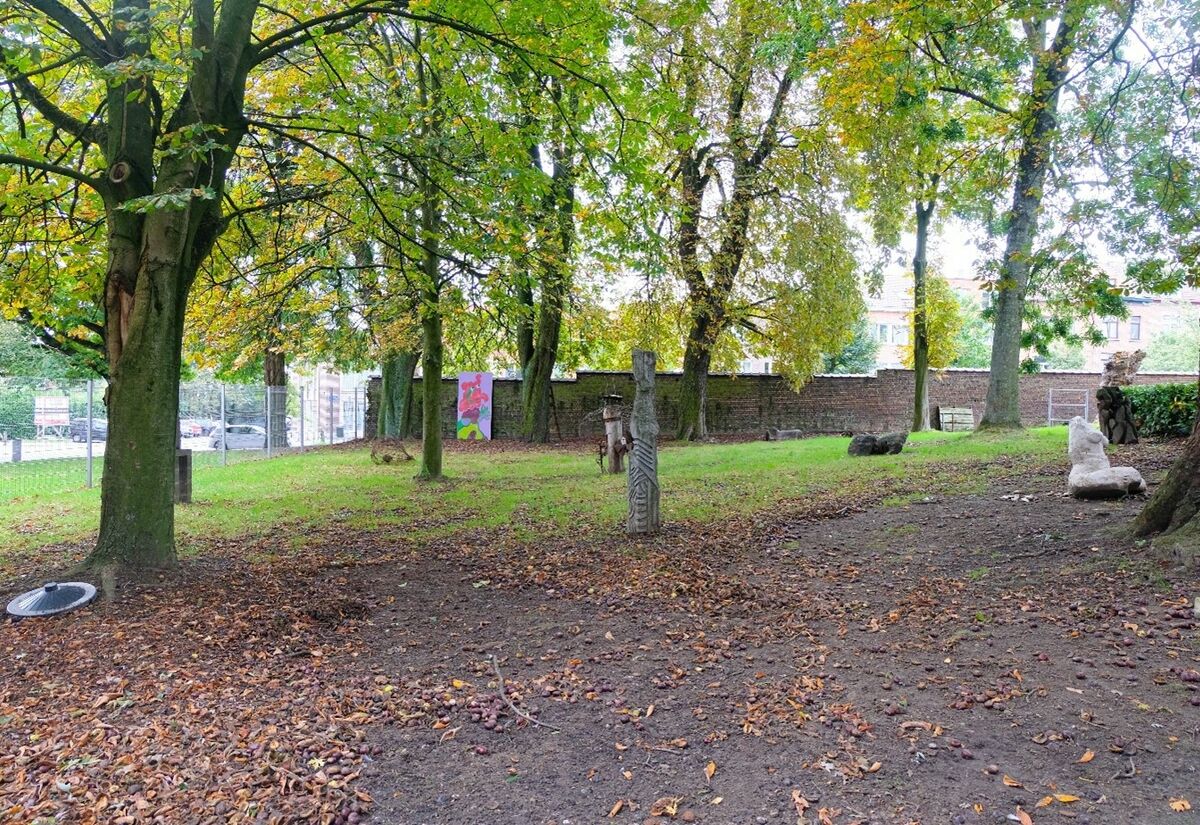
[85,379,94,488]
[299,386,305,450]
[265,385,273,458]
[328,390,334,444]
[220,382,228,466]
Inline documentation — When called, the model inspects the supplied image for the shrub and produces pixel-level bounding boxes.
[1126,382,1198,437]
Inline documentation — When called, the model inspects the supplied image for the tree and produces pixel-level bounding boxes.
[628,0,861,440]
[820,318,879,374]
[951,295,992,368]
[979,1,1137,427]
[1145,316,1200,373]
[900,274,963,371]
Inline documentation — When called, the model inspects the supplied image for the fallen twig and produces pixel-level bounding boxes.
[489,655,561,732]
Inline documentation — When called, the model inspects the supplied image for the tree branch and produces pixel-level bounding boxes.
[935,85,1013,115]
[18,0,111,65]
[0,152,105,191]
[1,50,103,143]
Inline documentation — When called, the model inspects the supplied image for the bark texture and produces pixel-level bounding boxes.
[980,15,1078,428]
[264,348,287,451]
[1134,421,1200,566]
[379,350,418,439]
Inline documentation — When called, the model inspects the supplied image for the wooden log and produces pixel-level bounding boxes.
[603,405,625,474]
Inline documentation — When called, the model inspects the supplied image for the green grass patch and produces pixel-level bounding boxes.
[0,427,1069,568]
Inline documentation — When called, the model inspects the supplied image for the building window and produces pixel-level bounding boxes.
[1105,319,1120,341]
[1129,316,1141,341]
[763,361,772,374]
[876,323,889,342]
[892,325,909,345]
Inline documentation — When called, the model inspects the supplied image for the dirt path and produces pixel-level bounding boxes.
[351,450,1198,825]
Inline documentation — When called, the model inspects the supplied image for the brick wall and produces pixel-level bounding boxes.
[388,368,1196,440]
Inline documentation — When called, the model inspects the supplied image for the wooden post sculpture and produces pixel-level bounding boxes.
[627,350,661,534]
[603,405,625,474]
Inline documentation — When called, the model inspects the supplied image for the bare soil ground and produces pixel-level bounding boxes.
[1,441,1197,825]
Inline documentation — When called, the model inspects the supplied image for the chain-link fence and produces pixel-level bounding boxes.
[0,377,369,502]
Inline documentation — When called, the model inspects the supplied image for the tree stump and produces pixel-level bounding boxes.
[627,350,661,534]
[1097,386,1138,445]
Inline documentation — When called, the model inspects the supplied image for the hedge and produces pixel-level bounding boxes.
[1125,382,1198,437]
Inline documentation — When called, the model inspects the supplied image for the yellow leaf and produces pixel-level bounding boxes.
[705,761,717,781]
[1055,794,1080,803]
[1036,796,1054,809]
[650,797,681,816]
[1170,798,1192,812]
[608,799,623,818]
[646,704,655,718]
[1003,775,1024,788]
[451,679,466,689]
[1079,750,1095,763]
[973,803,984,814]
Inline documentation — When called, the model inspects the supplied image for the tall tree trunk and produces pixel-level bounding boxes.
[92,227,190,568]
[264,347,287,450]
[1134,422,1200,565]
[911,197,935,432]
[515,272,535,374]
[981,15,1078,428]
[677,327,712,441]
[379,350,418,439]
[418,296,443,480]
[519,89,575,444]
[520,263,565,442]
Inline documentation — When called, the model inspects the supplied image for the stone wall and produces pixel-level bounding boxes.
[394,368,1195,440]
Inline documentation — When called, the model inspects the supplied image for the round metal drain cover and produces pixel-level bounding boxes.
[7,581,97,618]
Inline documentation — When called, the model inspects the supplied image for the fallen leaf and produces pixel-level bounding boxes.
[1003,775,1024,788]
[450,678,466,689]
[608,799,623,818]
[704,761,717,781]
[710,797,723,805]
[646,704,655,718]
[1036,796,1054,809]
[1170,798,1191,812]
[1015,807,1033,825]
[650,796,681,816]
[1055,794,1080,803]
[792,790,810,815]
[1079,750,1095,763]
[614,742,628,751]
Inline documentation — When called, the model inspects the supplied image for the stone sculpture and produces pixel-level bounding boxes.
[1067,416,1146,498]
[627,350,661,534]
[765,427,805,441]
[847,431,908,456]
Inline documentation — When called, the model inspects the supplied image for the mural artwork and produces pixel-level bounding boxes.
[456,372,493,440]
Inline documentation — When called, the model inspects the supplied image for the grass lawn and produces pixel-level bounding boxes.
[0,427,1069,569]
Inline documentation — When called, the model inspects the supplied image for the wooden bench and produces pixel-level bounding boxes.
[937,407,975,432]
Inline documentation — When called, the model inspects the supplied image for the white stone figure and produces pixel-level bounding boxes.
[1067,416,1146,499]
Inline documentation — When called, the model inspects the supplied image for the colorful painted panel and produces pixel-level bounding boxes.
[456,372,493,440]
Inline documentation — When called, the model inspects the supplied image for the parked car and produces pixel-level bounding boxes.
[209,424,267,450]
[178,418,206,438]
[69,418,107,442]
